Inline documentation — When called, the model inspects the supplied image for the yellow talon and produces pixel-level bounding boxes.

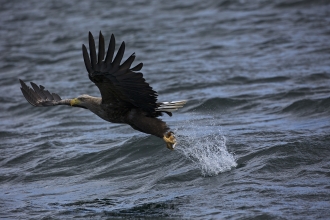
[163,131,176,150]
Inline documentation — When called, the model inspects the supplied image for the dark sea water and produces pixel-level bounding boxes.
[1,0,330,219]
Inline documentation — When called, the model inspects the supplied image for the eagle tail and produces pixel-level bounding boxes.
[156,100,187,116]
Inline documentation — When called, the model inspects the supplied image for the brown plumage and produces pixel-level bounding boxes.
[19,31,187,149]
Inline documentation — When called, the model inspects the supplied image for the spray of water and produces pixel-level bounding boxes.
[175,116,237,176]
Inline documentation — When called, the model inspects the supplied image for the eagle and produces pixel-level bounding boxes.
[19,31,187,150]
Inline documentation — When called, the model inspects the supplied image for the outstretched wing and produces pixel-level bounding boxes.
[19,79,72,107]
[82,32,158,115]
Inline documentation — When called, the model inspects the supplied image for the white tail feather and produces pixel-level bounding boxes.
[156,100,187,112]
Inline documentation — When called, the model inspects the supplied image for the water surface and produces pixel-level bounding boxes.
[1,0,330,219]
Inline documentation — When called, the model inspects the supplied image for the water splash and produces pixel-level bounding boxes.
[175,116,237,176]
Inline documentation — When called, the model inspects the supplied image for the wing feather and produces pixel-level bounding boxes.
[98,31,105,64]
[105,34,115,66]
[52,93,61,101]
[83,32,159,115]
[88,32,97,71]
[43,90,54,100]
[130,63,143,71]
[119,53,135,73]
[30,82,43,99]
[19,79,71,107]
[111,42,125,72]
[82,44,93,73]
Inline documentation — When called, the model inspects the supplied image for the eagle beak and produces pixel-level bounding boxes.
[163,131,176,150]
[70,98,80,106]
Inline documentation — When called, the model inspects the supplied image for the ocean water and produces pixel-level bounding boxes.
[1,0,330,219]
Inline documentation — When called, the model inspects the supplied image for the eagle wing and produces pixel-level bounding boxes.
[19,79,73,107]
[82,32,158,115]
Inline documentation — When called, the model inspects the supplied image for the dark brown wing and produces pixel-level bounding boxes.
[82,32,158,115]
[19,79,73,107]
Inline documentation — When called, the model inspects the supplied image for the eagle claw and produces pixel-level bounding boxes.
[163,131,176,150]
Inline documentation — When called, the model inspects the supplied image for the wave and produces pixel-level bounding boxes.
[226,76,290,85]
[282,97,330,116]
[50,196,185,219]
[302,72,330,81]
[188,97,249,113]
[236,134,330,178]
[275,0,328,8]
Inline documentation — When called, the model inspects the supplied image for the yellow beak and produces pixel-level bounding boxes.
[70,98,80,106]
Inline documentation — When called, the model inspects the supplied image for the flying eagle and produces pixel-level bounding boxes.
[19,31,186,150]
